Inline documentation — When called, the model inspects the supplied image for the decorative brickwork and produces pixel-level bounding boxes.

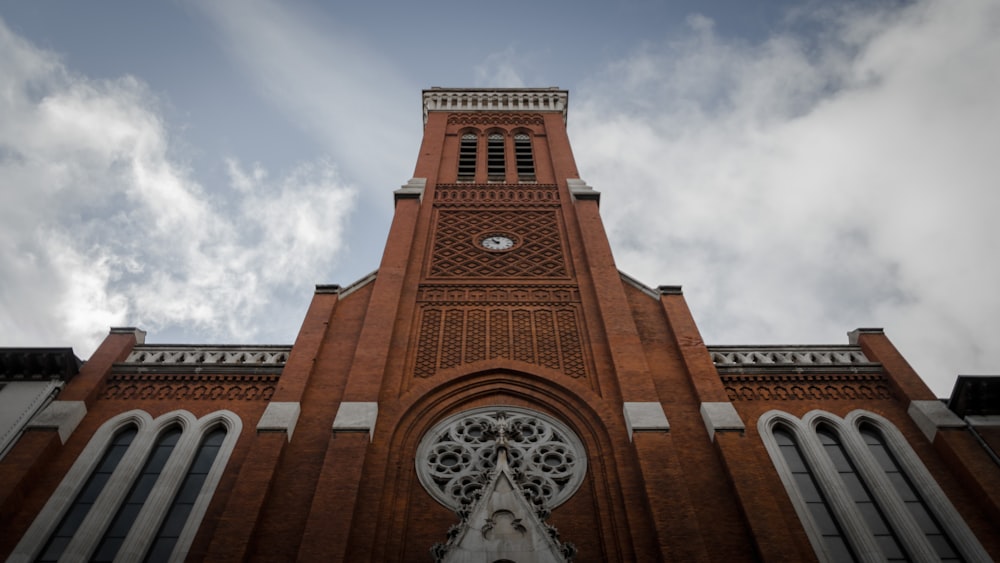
[412,305,587,379]
[445,113,545,126]
[434,184,559,207]
[418,285,579,303]
[721,374,893,401]
[100,374,278,401]
[428,210,568,279]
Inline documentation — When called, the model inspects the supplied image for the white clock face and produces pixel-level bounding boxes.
[480,235,515,250]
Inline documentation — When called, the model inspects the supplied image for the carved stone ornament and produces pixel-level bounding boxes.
[416,407,587,512]
[422,407,581,562]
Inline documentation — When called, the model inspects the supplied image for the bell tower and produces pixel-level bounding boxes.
[295,87,681,561]
[5,87,998,563]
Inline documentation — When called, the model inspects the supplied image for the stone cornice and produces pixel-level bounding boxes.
[114,345,291,375]
[0,348,82,381]
[708,345,881,375]
[423,87,568,125]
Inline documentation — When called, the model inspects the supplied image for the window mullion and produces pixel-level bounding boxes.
[841,426,936,561]
[114,423,201,563]
[59,425,158,562]
[798,425,884,561]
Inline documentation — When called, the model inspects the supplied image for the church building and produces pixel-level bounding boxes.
[2,87,999,562]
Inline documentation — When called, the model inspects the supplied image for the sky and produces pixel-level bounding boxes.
[1,0,998,397]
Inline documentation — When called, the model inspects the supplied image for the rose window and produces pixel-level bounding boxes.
[416,406,587,510]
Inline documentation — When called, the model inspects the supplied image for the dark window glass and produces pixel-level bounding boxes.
[93,426,182,562]
[37,426,137,562]
[860,425,963,561]
[457,133,477,181]
[774,427,854,561]
[514,133,535,181]
[818,426,907,561]
[144,427,226,563]
[487,133,505,181]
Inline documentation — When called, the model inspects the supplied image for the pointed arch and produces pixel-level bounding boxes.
[10,409,241,563]
[457,128,479,182]
[512,129,536,182]
[759,409,987,562]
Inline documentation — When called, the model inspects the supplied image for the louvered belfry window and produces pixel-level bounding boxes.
[487,133,505,181]
[514,133,535,181]
[457,133,477,181]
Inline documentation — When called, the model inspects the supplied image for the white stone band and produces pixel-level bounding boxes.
[908,400,965,442]
[700,402,745,441]
[27,400,87,443]
[257,402,301,441]
[332,402,378,442]
[623,402,670,441]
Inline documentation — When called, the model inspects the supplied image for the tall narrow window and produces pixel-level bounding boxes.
[457,133,477,181]
[760,410,986,562]
[860,425,962,561]
[93,426,182,562]
[818,426,906,561]
[774,427,855,561]
[145,427,227,562]
[487,133,505,181]
[514,133,535,182]
[15,410,242,562]
[37,426,138,562]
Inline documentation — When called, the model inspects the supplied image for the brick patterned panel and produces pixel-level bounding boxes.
[418,285,579,303]
[446,113,544,126]
[412,305,587,379]
[100,374,278,401]
[428,210,568,279]
[722,374,893,401]
[434,184,560,207]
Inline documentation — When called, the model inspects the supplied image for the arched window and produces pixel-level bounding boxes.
[513,133,535,182]
[817,425,905,561]
[759,410,986,562]
[37,425,138,562]
[93,426,182,562]
[487,132,505,182]
[12,410,241,562]
[146,426,227,562]
[457,132,477,181]
[860,424,961,561]
[773,426,854,561]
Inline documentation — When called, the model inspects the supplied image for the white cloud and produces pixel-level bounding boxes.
[0,18,356,356]
[474,47,528,88]
[190,0,417,193]
[572,0,1000,395]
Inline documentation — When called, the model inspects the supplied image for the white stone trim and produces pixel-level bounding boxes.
[699,402,745,441]
[566,178,600,202]
[758,409,989,562]
[623,402,669,441]
[965,414,1000,427]
[617,271,660,300]
[339,269,378,299]
[1,380,62,458]
[10,409,241,563]
[908,400,965,442]
[394,177,426,203]
[333,402,378,441]
[257,401,301,441]
[26,399,86,444]
[423,88,568,124]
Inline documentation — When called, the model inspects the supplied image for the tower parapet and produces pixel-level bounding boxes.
[423,87,568,124]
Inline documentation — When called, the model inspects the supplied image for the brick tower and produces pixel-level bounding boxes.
[2,88,999,562]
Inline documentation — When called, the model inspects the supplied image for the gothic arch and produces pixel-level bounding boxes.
[368,367,637,561]
[11,409,241,562]
[758,409,986,562]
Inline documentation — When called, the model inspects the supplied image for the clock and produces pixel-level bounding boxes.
[480,234,515,251]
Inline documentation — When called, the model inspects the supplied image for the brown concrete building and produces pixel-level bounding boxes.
[2,87,999,562]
